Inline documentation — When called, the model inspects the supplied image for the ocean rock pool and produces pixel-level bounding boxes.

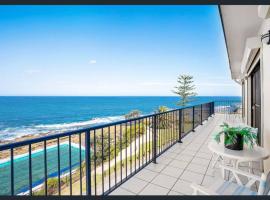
[0,143,85,195]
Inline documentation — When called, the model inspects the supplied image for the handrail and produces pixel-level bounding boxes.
[0,101,215,196]
[0,102,214,151]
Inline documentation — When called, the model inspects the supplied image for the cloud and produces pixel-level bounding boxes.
[89,60,97,64]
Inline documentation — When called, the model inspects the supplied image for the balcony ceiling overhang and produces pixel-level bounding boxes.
[219,5,264,81]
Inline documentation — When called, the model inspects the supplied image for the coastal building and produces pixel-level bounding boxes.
[219,5,270,171]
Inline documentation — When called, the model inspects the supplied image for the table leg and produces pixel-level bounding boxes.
[260,160,263,172]
[235,160,239,168]
[248,161,253,174]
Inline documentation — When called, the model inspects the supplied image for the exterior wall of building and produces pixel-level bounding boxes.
[257,17,270,171]
[261,43,270,171]
[222,5,270,172]
[241,16,270,171]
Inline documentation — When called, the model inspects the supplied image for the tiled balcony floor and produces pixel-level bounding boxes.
[109,114,262,195]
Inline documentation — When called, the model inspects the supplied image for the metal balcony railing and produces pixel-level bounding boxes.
[214,100,242,115]
[0,102,215,196]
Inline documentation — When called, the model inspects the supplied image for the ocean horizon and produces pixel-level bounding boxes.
[0,96,241,141]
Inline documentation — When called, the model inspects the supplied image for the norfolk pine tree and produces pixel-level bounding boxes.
[172,74,197,106]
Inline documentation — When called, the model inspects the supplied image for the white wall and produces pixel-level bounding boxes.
[224,6,270,171]
[241,16,270,171]
[261,43,270,171]
[258,17,270,171]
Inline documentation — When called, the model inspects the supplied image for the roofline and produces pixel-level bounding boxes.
[218,5,234,80]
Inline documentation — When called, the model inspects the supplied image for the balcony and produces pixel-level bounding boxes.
[110,113,262,195]
[1,101,255,196]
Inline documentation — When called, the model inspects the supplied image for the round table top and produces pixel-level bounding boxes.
[208,142,270,162]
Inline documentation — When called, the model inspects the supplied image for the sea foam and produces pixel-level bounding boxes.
[0,115,125,141]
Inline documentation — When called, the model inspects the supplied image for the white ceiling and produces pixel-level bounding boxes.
[219,5,263,80]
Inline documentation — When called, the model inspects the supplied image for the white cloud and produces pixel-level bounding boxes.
[89,60,97,64]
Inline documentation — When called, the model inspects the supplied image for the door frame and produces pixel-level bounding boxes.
[250,61,261,145]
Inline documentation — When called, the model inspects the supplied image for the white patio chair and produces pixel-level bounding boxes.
[191,164,270,195]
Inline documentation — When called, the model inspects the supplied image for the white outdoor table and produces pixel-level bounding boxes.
[208,142,270,170]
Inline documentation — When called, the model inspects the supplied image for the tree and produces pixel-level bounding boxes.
[155,106,170,129]
[156,106,169,113]
[125,110,141,119]
[172,74,197,106]
[47,178,59,195]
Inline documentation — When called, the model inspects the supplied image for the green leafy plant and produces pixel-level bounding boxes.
[214,122,258,149]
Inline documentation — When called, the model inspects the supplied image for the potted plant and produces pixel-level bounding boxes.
[214,123,258,150]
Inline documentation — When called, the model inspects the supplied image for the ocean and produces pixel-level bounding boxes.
[0,96,241,141]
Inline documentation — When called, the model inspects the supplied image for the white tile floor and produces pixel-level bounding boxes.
[109,114,262,195]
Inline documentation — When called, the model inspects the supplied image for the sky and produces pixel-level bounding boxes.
[0,5,241,96]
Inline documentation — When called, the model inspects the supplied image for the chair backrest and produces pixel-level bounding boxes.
[258,171,270,195]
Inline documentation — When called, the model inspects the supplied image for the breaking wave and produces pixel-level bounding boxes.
[0,115,125,141]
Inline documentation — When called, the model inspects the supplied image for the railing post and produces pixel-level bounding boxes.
[153,115,157,164]
[209,103,211,117]
[10,148,14,196]
[210,102,213,116]
[209,103,212,117]
[212,102,215,115]
[85,130,91,196]
[206,103,210,120]
[192,106,195,132]
[200,104,203,125]
[178,109,182,143]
